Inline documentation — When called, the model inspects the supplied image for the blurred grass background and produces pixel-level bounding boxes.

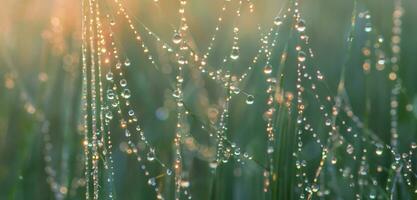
[0,0,417,199]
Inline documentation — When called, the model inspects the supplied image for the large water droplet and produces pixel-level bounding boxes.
[264,64,273,74]
[346,144,354,154]
[147,149,156,161]
[375,145,383,156]
[274,17,282,26]
[364,23,372,32]
[172,32,182,44]
[246,95,255,105]
[297,51,306,62]
[124,58,131,66]
[106,72,114,81]
[230,48,239,60]
[122,88,131,99]
[296,20,306,32]
[148,177,156,186]
[120,79,127,87]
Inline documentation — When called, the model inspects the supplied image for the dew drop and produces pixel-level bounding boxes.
[346,144,354,154]
[122,88,131,99]
[375,145,383,156]
[311,184,319,193]
[246,95,255,105]
[263,64,273,75]
[209,161,218,169]
[274,16,282,26]
[120,79,127,87]
[296,20,306,32]
[178,56,187,65]
[148,177,156,186]
[297,51,306,62]
[325,119,331,126]
[172,32,182,44]
[230,48,239,60]
[105,111,113,120]
[107,90,115,100]
[124,58,131,66]
[147,149,156,161]
[364,23,372,32]
[106,72,114,81]
[267,146,274,154]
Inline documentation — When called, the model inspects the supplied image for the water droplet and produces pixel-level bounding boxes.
[106,72,114,81]
[172,32,182,44]
[178,56,187,65]
[147,149,155,161]
[125,129,131,137]
[209,161,218,169]
[230,48,239,60]
[120,79,127,87]
[364,23,372,32]
[267,146,274,154]
[296,20,306,32]
[375,145,383,156]
[124,58,131,66]
[246,95,255,105]
[180,180,190,188]
[263,64,273,74]
[166,169,172,175]
[107,90,115,100]
[346,144,354,154]
[297,51,306,62]
[122,88,131,99]
[105,111,113,120]
[148,177,156,186]
[274,17,282,26]
[325,119,332,126]
[311,184,319,193]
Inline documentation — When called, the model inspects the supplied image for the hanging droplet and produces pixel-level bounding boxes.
[209,161,218,169]
[230,48,239,60]
[105,111,113,120]
[110,19,116,26]
[125,129,131,137]
[263,64,273,75]
[375,144,383,155]
[296,20,306,32]
[166,169,173,175]
[107,90,115,100]
[311,184,319,193]
[364,23,372,32]
[346,144,354,154]
[122,88,131,99]
[147,149,155,161]
[148,177,156,186]
[246,95,255,105]
[377,35,384,43]
[178,56,187,65]
[172,32,182,44]
[325,119,331,126]
[297,51,307,62]
[124,58,131,66]
[267,146,274,154]
[120,79,127,87]
[274,16,282,26]
[106,72,114,81]
[234,148,241,156]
